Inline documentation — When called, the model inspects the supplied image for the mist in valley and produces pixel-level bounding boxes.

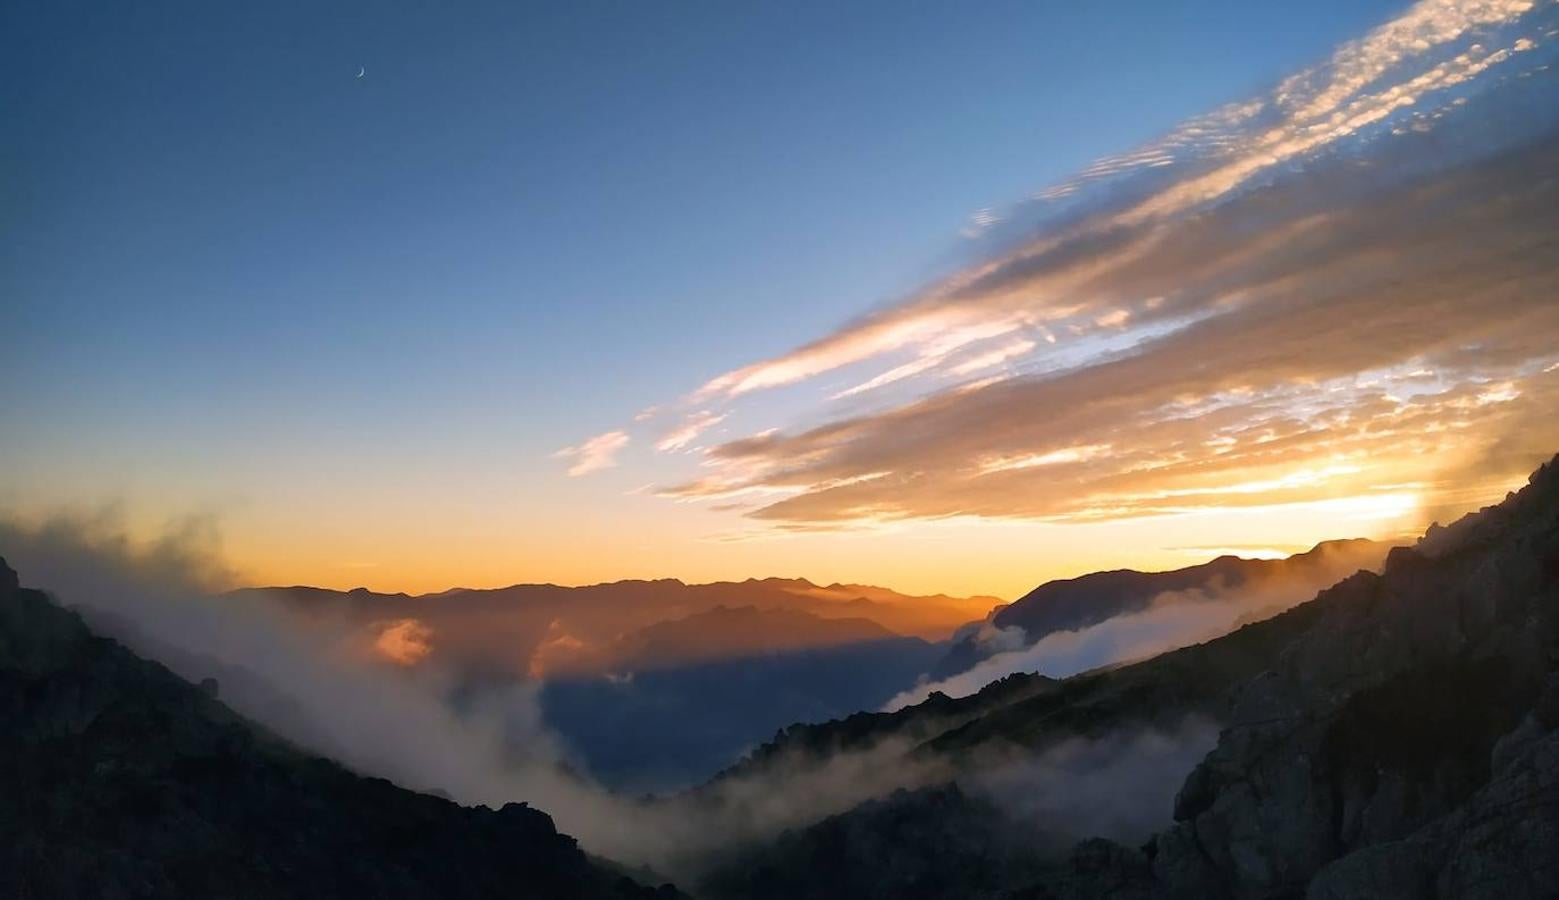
[0,511,1232,880]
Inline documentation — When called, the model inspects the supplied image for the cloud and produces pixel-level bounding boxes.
[969,717,1221,844]
[947,337,1037,377]
[0,513,580,800]
[372,617,434,666]
[0,514,1367,879]
[656,411,727,452]
[0,513,987,877]
[887,603,1244,712]
[1277,0,1536,124]
[887,544,1391,710]
[679,1,1547,407]
[554,429,629,476]
[568,5,1558,527]
[610,1,1559,531]
[662,76,1559,525]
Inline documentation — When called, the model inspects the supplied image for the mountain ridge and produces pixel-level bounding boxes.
[929,537,1390,681]
[680,456,1559,899]
[0,556,683,900]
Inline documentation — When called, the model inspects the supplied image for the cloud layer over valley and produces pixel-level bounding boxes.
[0,513,1249,882]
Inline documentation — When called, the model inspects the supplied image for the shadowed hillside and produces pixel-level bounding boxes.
[681,454,1559,899]
[928,538,1389,683]
[542,631,942,791]
[0,559,682,900]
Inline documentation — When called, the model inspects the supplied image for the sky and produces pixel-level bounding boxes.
[4,0,1558,598]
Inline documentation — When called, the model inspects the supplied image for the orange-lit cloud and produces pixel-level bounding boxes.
[606,0,1559,536]
[659,135,1559,527]
[660,1,1548,410]
[372,617,434,666]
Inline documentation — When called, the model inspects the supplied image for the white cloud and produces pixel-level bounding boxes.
[655,411,728,452]
[554,429,630,476]
[674,0,1548,412]
[947,337,1038,377]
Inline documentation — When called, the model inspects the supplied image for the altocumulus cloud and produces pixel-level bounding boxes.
[575,0,1559,527]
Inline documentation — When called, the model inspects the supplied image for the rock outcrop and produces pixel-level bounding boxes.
[1150,458,1559,898]
[694,456,1559,899]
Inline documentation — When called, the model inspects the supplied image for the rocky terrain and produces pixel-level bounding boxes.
[684,455,1559,899]
[0,558,681,900]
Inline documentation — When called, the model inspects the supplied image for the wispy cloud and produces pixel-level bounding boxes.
[674,0,1550,411]
[571,0,1559,528]
[554,429,629,477]
[655,411,727,452]
[947,337,1037,377]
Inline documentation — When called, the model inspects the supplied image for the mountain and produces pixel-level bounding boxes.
[13,455,1557,898]
[535,609,941,791]
[996,537,1385,636]
[233,576,992,679]
[681,455,1559,899]
[0,558,682,900]
[752,579,1003,640]
[583,605,900,674]
[542,631,942,792]
[229,578,973,790]
[929,538,1389,681]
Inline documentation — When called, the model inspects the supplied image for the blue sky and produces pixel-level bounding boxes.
[9,0,1556,595]
[4,0,1405,442]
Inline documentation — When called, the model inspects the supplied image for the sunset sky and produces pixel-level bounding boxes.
[4,0,1558,598]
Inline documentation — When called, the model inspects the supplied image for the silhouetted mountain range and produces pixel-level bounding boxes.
[999,539,1384,636]
[930,538,1389,681]
[232,576,991,677]
[578,605,900,673]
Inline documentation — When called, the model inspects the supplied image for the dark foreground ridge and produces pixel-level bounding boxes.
[0,559,682,900]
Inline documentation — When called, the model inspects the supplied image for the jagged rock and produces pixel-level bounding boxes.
[1150,456,1559,898]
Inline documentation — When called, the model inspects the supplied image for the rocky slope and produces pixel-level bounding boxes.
[691,455,1559,899]
[1151,457,1559,899]
[0,559,681,900]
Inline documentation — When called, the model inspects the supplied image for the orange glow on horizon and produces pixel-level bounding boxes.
[203,466,1517,604]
